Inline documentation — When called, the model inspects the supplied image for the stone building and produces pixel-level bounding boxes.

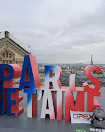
[0,31,31,66]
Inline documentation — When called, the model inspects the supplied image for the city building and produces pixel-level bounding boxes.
[0,31,31,66]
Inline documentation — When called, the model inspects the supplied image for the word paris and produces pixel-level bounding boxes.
[0,55,101,121]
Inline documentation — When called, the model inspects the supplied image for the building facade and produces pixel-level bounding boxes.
[0,31,31,66]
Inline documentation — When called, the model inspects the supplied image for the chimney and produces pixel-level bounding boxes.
[5,31,9,38]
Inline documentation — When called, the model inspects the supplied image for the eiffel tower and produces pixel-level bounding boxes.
[90,54,93,65]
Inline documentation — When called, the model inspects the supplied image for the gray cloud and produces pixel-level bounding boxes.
[0,0,105,64]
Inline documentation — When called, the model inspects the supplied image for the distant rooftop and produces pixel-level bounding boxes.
[0,31,31,53]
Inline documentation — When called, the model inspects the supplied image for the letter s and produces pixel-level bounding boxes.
[83,65,101,93]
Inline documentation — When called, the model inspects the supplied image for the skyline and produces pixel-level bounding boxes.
[0,0,105,64]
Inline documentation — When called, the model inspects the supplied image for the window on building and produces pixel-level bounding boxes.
[6,60,8,64]
[3,60,5,64]
[9,53,11,58]
[2,53,5,57]
[6,52,8,58]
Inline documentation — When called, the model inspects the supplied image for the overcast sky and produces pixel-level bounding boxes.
[0,0,105,64]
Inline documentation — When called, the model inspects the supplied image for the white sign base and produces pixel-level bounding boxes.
[70,111,93,124]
